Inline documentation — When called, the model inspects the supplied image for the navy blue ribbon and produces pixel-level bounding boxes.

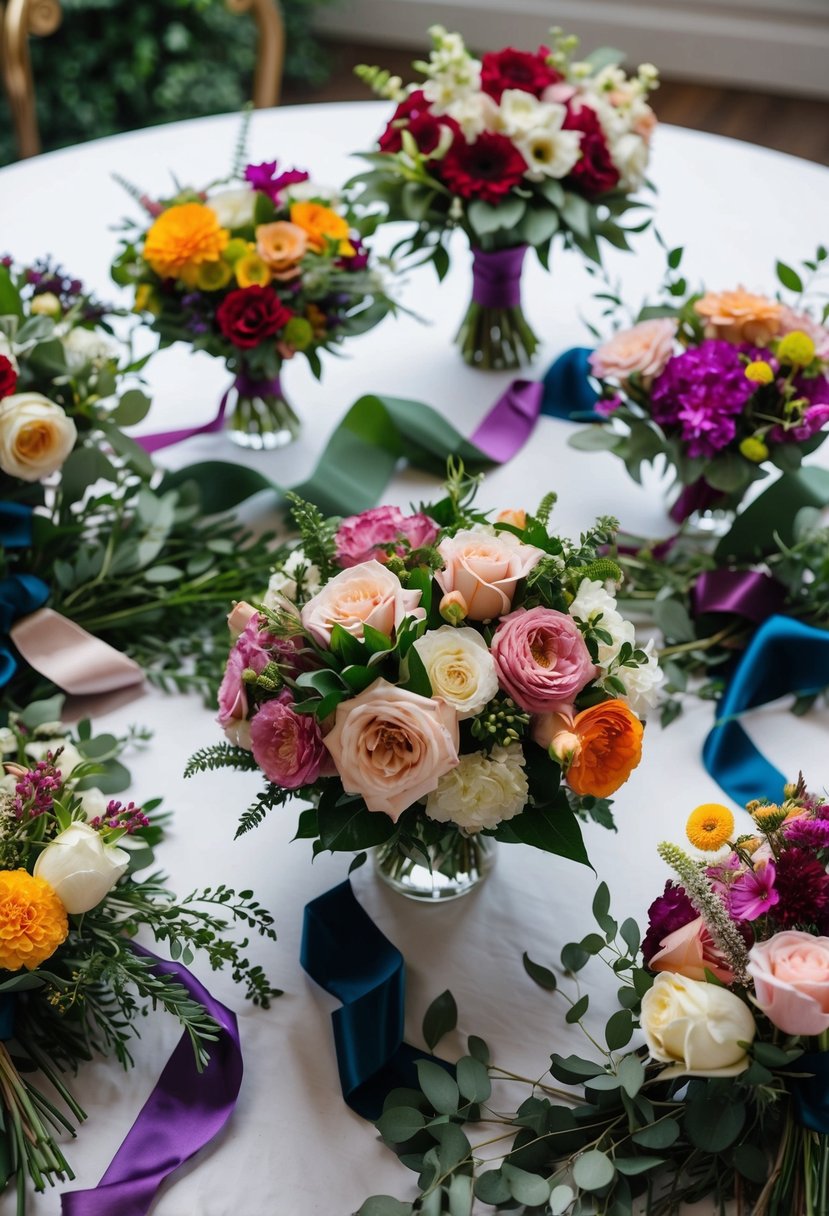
[540,346,601,421]
[0,994,14,1039]
[0,573,49,687]
[0,502,36,549]
[788,1051,829,1134]
[703,615,829,805]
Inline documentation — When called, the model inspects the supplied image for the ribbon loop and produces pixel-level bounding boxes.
[470,245,527,309]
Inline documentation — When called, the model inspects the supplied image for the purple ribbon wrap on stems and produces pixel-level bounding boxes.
[668,478,729,524]
[61,943,243,1216]
[136,374,283,454]
[470,246,528,309]
[693,568,787,625]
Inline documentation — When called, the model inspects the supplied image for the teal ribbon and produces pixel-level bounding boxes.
[788,1051,829,1133]
[0,573,49,688]
[702,615,829,805]
[0,994,14,1040]
[540,346,601,421]
[0,502,35,549]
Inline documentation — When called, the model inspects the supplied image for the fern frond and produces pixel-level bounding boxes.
[235,785,297,838]
[184,744,259,778]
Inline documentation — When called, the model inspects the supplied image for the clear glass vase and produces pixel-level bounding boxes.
[666,478,738,542]
[374,829,496,902]
[455,245,539,371]
[225,374,300,451]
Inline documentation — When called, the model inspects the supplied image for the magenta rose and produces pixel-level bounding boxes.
[335,505,439,568]
[491,606,597,713]
[747,931,829,1036]
[250,692,328,788]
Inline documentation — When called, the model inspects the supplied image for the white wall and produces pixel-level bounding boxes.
[316,0,829,99]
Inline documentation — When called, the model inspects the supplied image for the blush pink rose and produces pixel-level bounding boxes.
[249,692,328,788]
[589,318,677,385]
[649,916,734,984]
[323,678,459,820]
[300,559,425,647]
[747,931,829,1036]
[491,606,597,713]
[435,528,544,622]
[335,505,439,568]
[217,646,252,749]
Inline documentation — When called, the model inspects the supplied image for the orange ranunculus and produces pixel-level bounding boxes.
[565,698,643,798]
[694,289,783,346]
[0,869,68,971]
[143,203,229,280]
[289,202,355,256]
[255,221,308,280]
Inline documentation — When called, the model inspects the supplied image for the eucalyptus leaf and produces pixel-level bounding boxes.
[356,1198,413,1216]
[473,1169,511,1205]
[456,1055,491,1104]
[415,1060,459,1116]
[522,951,557,992]
[502,1163,550,1206]
[572,1149,616,1192]
[376,1107,426,1144]
[422,989,457,1051]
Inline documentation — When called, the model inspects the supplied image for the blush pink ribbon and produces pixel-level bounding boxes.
[10,608,143,695]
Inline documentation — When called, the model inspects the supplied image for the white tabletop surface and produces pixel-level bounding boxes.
[2,103,829,1215]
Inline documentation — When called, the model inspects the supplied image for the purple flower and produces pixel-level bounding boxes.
[13,757,62,818]
[729,860,779,921]
[783,817,829,849]
[642,881,697,965]
[769,403,829,445]
[244,161,310,203]
[90,799,150,834]
[651,340,754,457]
[595,394,622,418]
[774,847,829,930]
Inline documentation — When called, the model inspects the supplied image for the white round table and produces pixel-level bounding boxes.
[2,104,829,1215]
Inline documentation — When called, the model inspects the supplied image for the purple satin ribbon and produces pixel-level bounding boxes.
[469,379,543,462]
[693,568,787,624]
[61,944,243,1216]
[668,478,727,524]
[136,374,283,454]
[471,246,527,309]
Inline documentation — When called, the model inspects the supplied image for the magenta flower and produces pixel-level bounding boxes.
[650,340,754,458]
[769,403,829,445]
[729,860,779,922]
[334,505,439,568]
[783,818,829,849]
[642,882,696,966]
[249,693,328,788]
[244,161,310,203]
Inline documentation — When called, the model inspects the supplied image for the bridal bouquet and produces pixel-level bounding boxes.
[194,469,661,899]
[112,124,397,449]
[572,247,829,526]
[363,776,829,1214]
[0,698,277,1211]
[352,26,657,369]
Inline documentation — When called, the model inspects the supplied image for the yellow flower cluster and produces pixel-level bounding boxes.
[0,869,68,972]
[686,803,734,851]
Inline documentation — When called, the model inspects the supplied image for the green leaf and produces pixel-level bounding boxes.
[348,851,367,875]
[0,266,23,319]
[376,1107,426,1143]
[502,1164,550,1206]
[466,196,526,236]
[549,1054,605,1085]
[620,917,640,956]
[614,1155,665,1176]
[493,802,590,866]
[356,1198,413,1216]
[456,1055,491,1104]
[474,1170,511,1205]
[144,564,182,584]
[617,1054,645,1098]
[684,1095,745,1152]
[572,1149,616,1192]
[447,1173,473,1216]
[605,1009,634,1051]
[560,193,592,239]
[18,695,65,729]
[415,1060,459,1116]
[591,882,614,936]
[568,427,621,452]
[560,941,590,973]
[406,567,433,616]
[632,1118,680,1149]
[430,1122,471,1171]
[565,994,589,1024]
[59,446,117,503]
[519,207,560,247]
[317,799,395,852]
[703,452,752,493]
[653,598,695,643]
[400,644,432,698]
[75,759,130,795]
[776,260,804,293]
[550,1185,575,1215]
[734,1143,769,1183]
[112,388,152,426]
[467,1035,490,1065]
[422,989,457,1051]
[522,952,557,992]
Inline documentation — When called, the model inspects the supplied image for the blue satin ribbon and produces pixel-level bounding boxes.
[0,572,49,687]
[703,615,829,806]
[300,880,449,1120]
[0,994,14,1040]
[788,1051,829,1133]
[0,502,35,549]
[541,346,601,421]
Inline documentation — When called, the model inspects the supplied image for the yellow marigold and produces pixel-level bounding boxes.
[235,252,272,288]
[777,330,816,367]
[143,203,229,280]
[694,288,782,345]
[0,869,68,971]
[744,360,774,385]
[686,803,735,851]
[289,202,355,256]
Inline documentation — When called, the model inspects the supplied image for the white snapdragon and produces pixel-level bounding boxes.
[33,822,129,914]
[445,92,499,139]
[421,25,481,111]
[413,626,499,719]
[426,744,528,832]
[264,548,322,607]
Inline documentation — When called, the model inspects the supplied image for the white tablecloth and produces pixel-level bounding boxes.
[2,104,829,1215]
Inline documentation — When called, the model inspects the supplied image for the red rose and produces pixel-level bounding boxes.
[480,46,561,101]
[563,103,620,198]
[378,90,459,155]
[0,356,17,400]
[216,286,293,349]
[439,131,527,205]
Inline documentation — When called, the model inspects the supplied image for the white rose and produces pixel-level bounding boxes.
[77,785,109,821]
[0,332,19,372]
[426,743,528,832]
[264,548,322,607]
[610,132,650,191]
[0,393,76,481]
[413,625,499,719]
[619,639,664,716]
[61,326,117,372]
[208,188,256,229]
[33,822,129,913]
[640,972,756,1077]
[25,739,84,777]
[569,578,632,665]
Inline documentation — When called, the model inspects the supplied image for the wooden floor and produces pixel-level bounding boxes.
[283,39,829,168]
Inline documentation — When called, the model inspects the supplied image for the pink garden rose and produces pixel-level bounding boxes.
[335,505,439,568]
[435,528,544,622]
[589,318,677,385]
[249,692,328,788]
[323,678,459,820]
[747,930,829,1036]
[217,614,274,748]
[649,916,734,984]
[300,559,425,647]
[492,606,597,713]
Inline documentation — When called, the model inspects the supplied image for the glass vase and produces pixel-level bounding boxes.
[455,245,539,371]
[224,373,300,451]
[374,829,496,902]
[666,477,738,542]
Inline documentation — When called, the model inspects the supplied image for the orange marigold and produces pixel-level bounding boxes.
[0,869,68,971]
[565,699,643,798]
[289,202,355,256]
[143,203,229,280]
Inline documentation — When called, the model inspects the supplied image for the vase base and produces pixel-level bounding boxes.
[681,508,735,542]
[374,839,496,901]
[227,425,297,451]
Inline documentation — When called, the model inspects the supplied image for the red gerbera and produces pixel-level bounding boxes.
[378,90,459,155]
[480,46,561,101]
[439,131,528,205]
[0,355,17,400]
[563,102,620,198]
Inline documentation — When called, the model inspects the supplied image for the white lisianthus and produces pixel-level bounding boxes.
[25,739,84,777]
[619,638,664,715]
[610,132,650,191]
[264,548,322,606]
[497,91,561,138]
[61,326,116,372]
[445,92,499,139]
[640,972,756,1077]
[426,743,528,832]
[34,822,129,914]
[0,393,76,481]
[208,188,256,229]
[516,125,582,181]
[413,625,499,719]
[0,331,19,373]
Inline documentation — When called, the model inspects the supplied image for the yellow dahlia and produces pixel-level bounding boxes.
[0,869,68,971]
[143,203,229,280]
[686,803,735,851]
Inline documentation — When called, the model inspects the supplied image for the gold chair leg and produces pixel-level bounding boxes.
[1,0,62,159]
[225,0,285,109]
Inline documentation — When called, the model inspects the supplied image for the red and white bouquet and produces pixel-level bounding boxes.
[194,474,661,900]
[352,26,658,369]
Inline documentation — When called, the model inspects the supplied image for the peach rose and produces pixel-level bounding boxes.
[255,221,308,280]
[300,560,424,648]
[589,318,677,385]
[323,679,459,820]
[535,698,643,798]
[694,289,783,345]
[649,916,734,984]
[435,528,544,622]
[747,931,829,1036]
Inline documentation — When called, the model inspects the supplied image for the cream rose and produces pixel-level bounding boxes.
[641,973,755,1077]
[435,528,544,622]
[33,822,128,914]
[208,188,256,229]
[426,744,528,831]
[300,560,424,647]
[589,318,677,386]
[323,679,459,820]
[413,626,499,719]
[0,393,77,481]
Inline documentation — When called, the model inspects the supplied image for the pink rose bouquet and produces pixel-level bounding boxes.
[194,473,658,900]
[350,26,657,370]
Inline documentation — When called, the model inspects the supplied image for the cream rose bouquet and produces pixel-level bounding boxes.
[191,468,660,900]
[360,776,829,1215]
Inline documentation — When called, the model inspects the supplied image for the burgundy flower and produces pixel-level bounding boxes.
[216,286,293,349]
[563,103,619,198]
[480,46,561,101]
[439,131,528,205]
[0,355,17,400]
[773,847,829,930]
[378,90,459,155]
[642,882,696,966]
